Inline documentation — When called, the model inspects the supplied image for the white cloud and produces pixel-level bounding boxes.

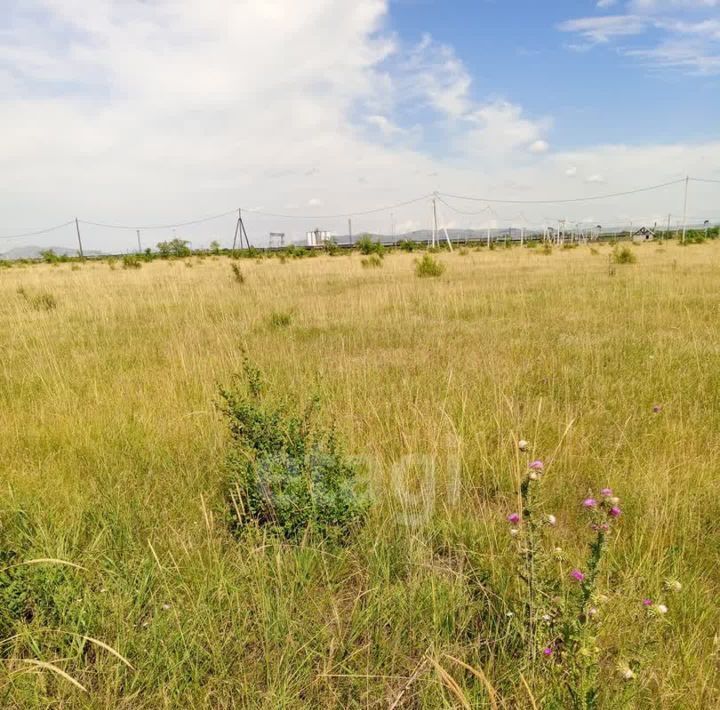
[0,1,718,249]
[597,0,619,8]
[460,101,552,158]
[397,34,473,118]
[366,114,403,136]
[585,174,607,183]
[558,15,649,43]
[528,140,550,154]
[565,166,578,177]
[559,1,720,73]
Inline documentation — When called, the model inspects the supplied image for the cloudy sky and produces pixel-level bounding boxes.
[1,0,719,251]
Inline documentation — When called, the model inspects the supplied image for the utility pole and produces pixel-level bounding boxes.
[681,176,689,245]
[390,212,395,241]
[665,213,671,242]
[432,197,438,248]
[232,209,239,253]
[348,218,352,246]
[74,218,84,259]
[136,229,142,253]
[232,208,250,253]
[520,227,524,247]
[487,226,491,248]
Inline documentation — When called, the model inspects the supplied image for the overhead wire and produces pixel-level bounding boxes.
[1,177,718,244]
[0,220,76,242]
[439,178,686,205]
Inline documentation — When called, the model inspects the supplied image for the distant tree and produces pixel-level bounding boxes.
[156,238,191,258]
[209,240,221,255]
[40,249,59,264]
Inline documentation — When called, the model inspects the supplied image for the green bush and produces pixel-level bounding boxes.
[415,253,445,278]
[612,245,637,264]
[220,360,368,542]
[122,254,142,269]
[357,235,384,256]
[398,240,419,252]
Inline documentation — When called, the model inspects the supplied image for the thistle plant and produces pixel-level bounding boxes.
[505,443,630,709]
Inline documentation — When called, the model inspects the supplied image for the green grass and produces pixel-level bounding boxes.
[0,243,718,707]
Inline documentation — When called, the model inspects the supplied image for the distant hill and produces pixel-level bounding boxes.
[0,245,103,260]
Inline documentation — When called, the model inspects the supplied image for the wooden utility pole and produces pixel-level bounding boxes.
[136,229,142,253]
[75,218,84,259]
[348,218,352,245]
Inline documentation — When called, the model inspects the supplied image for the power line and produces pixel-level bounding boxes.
[0,220,75,242]
[79,208,239,231]
[2,177,717,243]
[77,195,433,231]
[239,194,433,220]
[691,177,720,185]
[439,179,686,205]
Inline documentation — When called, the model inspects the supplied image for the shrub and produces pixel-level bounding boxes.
[612,245,637,264]
[323,239,341,256]
[220,360,368,542]
[398,239,419,252]
[357,235,384,256]
[122,254,142,269]
[415,253,445,278]
[39,249,68,264]
[361,254,383,269]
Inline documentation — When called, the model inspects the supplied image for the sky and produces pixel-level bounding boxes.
[1,0,719,251]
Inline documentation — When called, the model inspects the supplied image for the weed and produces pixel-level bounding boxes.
[231,263,245,283]
[18,287,57,311]
[361,254,383,269]
[269,311,292,328]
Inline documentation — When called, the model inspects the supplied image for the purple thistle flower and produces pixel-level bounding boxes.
[529,460,544,471]
[609,506,622,518]
[591,522,610,533]
[642,599,653,607]
[600,488,613,497]
[507,513,520,525]
[582,498,598,508]
[570,569,585,582]
[542,647,554,657]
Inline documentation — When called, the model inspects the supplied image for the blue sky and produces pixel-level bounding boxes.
[387,0,720,148]
[0,0,719,251]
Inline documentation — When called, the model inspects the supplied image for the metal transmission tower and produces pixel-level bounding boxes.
[231,208,252,252]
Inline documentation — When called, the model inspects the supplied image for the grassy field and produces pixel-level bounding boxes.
[1,242,719,708]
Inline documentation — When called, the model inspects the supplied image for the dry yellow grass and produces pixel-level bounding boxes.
[1,242,719,707]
